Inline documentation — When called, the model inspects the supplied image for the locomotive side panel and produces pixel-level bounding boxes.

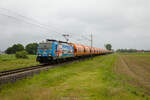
[57,43,74,58]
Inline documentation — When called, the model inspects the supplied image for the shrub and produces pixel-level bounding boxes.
[5,44,24,54]
[25,43,38,55]
[15,50,28,59]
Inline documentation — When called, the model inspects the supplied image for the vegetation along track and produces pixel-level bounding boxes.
[0,64,47,77]
[0,56,100,85]
[0,60,75,85]
[0,64,53,85]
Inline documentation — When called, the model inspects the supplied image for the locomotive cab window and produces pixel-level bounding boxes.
[39,43,52,50]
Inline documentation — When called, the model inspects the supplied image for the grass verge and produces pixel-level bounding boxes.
[0,54,39,71]
[0,54,149,100]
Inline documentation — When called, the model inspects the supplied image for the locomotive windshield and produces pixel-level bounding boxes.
[39,43,51,50]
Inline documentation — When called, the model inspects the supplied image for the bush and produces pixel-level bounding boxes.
[25,43,38,55]
[15,50,28,59]
[5,44,24,54]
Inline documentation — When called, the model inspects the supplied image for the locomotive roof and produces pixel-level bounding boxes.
[46,39,57,42]
[46,39,68,43]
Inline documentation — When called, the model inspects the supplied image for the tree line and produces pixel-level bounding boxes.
[5,43,38,55]
[116,49,138,53]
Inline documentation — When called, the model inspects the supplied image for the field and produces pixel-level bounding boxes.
[0,54,39,71]
[0,53,150,100]
[115,53,150,95]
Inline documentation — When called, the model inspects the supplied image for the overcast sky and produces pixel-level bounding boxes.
[0,0,150,51]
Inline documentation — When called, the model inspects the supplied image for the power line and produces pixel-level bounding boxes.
[62,34,69,42]
[90,33,93,47]
[0,13,65,41]
[80,33,93,47]
[0,8,65,35]
[0,13,56,36]
[0,7,94,44]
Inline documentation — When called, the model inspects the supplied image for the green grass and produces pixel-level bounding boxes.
[118,52,150,56]
[0,54,39,71]
[0,54,149,100]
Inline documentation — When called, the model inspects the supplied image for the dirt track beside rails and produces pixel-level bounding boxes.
[114,54,150,95]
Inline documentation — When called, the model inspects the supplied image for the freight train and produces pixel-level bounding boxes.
[36,39,112,63]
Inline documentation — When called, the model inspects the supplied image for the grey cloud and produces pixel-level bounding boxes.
[0,0,150,51]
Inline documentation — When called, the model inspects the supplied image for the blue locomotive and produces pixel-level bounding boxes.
[36,39,74,63]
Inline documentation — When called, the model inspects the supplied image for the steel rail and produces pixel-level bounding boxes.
[0,64,48,77]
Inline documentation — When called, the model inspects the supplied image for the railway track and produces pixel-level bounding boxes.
[0,58,80,85]
[0,55,103,85]
[0,64,48,77]
[0,64,53,85]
